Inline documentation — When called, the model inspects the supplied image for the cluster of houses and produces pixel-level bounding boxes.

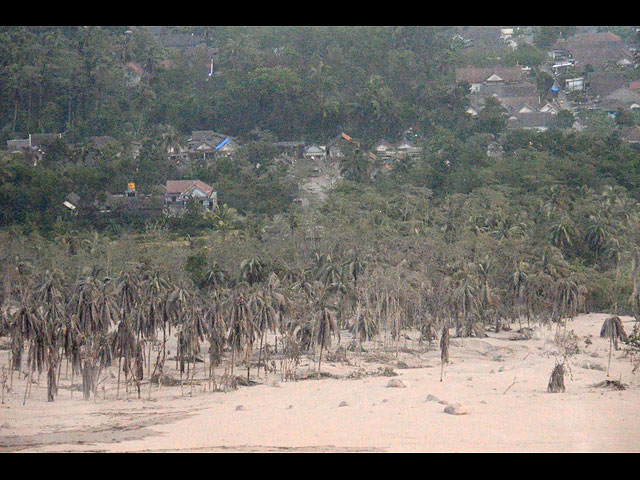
[169,130,240,169]
[300,132,421,166]
[455,27,640,134]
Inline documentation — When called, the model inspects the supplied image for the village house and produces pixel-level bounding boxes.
[540,102,560,115]
[182,130,239,162]
[373,140,397,159]
[552,32,635,70]
[587,71,631,99]
[452,26,502,51]
[163,179,218,212]
[506,112,555,131]
[395,138,422,158]
[62,192,81,212]
[595,87,640,114]
[455,66,525,93]
[101,183,164,217]
[303,145,326,160]
[565,77,585,92]
[326,132,359,159]
[273,141,305,158]
[6,133,63,165]
[6,138,31,153]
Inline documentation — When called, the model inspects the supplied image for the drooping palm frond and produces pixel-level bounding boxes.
[600,315,628,349]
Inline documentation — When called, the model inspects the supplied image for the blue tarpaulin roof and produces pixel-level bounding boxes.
[215,138,230,150]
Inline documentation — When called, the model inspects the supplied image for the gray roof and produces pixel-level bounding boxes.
[475,82,538,98]
[65,192,80,206]
[507,112,555,129]
[588,72,630,98]
[7,139,30,151]
[29,133,62,146]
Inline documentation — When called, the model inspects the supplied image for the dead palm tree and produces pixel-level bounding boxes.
[167,283,193,395]
[204,293,227,390]
[250,285,282,377]
[227,290,251,377]
[601,315,628,376]
[440,323,449,382]
[69,273,116,400]
[315,295,338,379]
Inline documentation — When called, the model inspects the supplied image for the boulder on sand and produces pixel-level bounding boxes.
[444,403,470,415]
[387,379,406,388]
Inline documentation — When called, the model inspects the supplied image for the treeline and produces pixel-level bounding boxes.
[0,26,469,143]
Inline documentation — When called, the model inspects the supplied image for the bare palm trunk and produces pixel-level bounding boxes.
[257,329,265,378]
[117,356,121,397]
[317,342,324,379]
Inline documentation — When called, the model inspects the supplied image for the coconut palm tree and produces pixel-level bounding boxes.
[227,290,251,377]
[550,216,575,249]
[584,214,611,262]
[451,268,479,337]
[315,293,338,379]
[240,256,268,285]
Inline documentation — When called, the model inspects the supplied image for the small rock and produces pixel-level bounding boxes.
[467,377,473,381]
[287,405,293,409]
[582,361,605,371]
[381,399,388,403]
[444,403,469,415]
[235,405,246,411]
[490,369,495,374]
[387,379,407,388]
[339,401,349,407]
[397,361,410,369]
[498,367,505,372]
[426,394,441,402]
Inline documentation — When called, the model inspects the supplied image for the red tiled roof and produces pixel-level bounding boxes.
[165,180,214,196]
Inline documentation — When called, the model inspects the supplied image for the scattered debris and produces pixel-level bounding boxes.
[379,366,398,377]
[592,379,626,391]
